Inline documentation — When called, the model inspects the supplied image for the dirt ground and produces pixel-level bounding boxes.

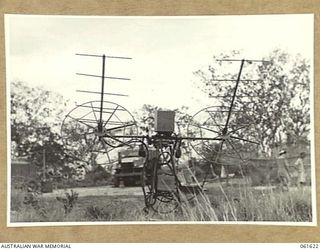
[43,185,144,198]
[43,178,262,199]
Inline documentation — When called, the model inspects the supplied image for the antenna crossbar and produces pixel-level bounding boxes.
[216,59,270,63]
[209,94,265,98]
[76,90,128,97]
[76,104,127,112]
[76,53,132,60]
[211,79,260,82]
[76,73,131,81]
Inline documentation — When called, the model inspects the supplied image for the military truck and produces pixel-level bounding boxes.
[112,147,159,187]
[113,148,146,187]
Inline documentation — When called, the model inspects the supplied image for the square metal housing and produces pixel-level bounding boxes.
[154,110,175,133]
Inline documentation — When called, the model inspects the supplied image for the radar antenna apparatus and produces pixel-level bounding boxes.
[187,59,268,184]
[61,55,268,214]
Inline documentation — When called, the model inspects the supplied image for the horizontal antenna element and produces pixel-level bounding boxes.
[216,58,270,63]
[210,79,260,82]
[76,73,131,81]
[209,94,265,98]
[76,53,132,60]
[76,90,128,97]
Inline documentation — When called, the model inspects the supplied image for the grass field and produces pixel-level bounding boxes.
[10,179,313,223]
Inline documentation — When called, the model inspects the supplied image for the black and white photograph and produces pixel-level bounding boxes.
[5,14,315,226]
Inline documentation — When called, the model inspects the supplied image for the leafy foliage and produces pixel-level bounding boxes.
[11,81,69,169]
[23,191,47,219]
[133,104,193,156]
[133,104,160,134]
[134,104,192,136]
[56,190,79,215]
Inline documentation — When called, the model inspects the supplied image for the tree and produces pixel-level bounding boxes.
[10,81,69,170]
[133,104,194,158]
[133,104,192,137]
[133,104,160,135]
[194,49,310,154]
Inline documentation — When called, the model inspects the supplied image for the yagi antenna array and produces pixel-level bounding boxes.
[75,53,132,128]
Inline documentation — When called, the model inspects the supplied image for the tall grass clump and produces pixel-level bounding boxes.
[84,199,145,221]
[56,190,79,215]
[10,178,312,222]
[168,181,313,222]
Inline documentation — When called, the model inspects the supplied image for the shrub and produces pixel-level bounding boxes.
[56,190,79,215]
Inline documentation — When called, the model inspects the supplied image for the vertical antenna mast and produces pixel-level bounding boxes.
[214,58,269,135]
[223,59,245,134]
[99,55,106,131]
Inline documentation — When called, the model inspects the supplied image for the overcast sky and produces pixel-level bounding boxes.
[5,14,313,114]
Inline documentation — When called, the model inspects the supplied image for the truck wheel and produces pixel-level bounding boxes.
[123,179,133,187]
[113,177,120,187]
